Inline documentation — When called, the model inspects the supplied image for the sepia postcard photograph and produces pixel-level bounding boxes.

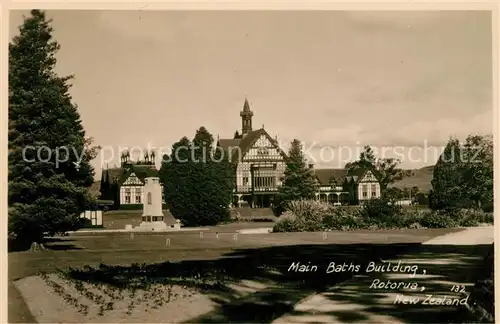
[6,6,496,324]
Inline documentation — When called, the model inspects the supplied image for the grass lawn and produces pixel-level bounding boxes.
[99,206,430,231]
[101,210,275,230]
[9,227,462,323]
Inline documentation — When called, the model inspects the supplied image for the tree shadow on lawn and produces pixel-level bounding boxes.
[58,243,492,323]
[280,244,493,324]
[59,242,412,322]
[8,237,82,252]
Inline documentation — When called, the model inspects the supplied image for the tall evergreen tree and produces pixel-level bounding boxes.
[277,139,317,209]
[462,134,493,209]
[99,171,110,200]
[9,10,99,247]
[430,138,464,210]
[431,135,493,210]
[160,137,192,223]
[192,126,213,162]
[345,145,376,171]
[160,128,234,226]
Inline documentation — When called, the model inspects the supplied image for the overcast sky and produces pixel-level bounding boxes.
[9,10,493,174]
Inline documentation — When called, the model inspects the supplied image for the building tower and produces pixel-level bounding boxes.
[240,98,254,135]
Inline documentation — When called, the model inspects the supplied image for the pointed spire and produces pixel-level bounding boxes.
[240,97,254,135]
[243,97,251,112]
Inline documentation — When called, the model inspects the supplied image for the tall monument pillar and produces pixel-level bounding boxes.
[140,177,167,229]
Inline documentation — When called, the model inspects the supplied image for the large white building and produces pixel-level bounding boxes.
[100,99,382,208]
[217,99,381,207]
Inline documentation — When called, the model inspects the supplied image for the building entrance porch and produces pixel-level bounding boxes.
[315,192,350,205]
[232,193,276,208]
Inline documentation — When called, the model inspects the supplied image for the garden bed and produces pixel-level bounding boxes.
[15,270,273,323]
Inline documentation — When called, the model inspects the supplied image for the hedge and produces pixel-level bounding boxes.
[272,199,493,232]
[118,204,169,211]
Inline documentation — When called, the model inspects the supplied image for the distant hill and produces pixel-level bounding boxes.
[390,165,434,193]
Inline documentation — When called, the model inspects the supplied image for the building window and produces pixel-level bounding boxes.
[147,192,152,205]
[135,189,142,204]
[371,184,377,197]
[243,176,249,185]
[362,184,368,198]
[125,188,131,204]
[257,147,269,155]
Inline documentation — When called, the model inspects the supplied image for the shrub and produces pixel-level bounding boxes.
[322,207,367,230]
[407,222,423,229]
[482,201,493,213]
[286,199,330,231]
[480,213,494,224]
[455,209,494,227]
[239,216,277,223]
[420,211,457,228]
[395,210,425,229]
[358,198,405,227]
[272,213,301,232]
[271,195,286,217]
[272,199,330,232]
[229,209,242,222]
[79,218,104,229]
[456,209,480,227]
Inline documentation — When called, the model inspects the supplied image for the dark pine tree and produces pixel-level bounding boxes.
[462,134,494,210]
[160,137,196,225]
[9,10,100,249]
[99,171,110,200]
[160,128,234,226]
[430,137,464,210]
[275,139,316,214]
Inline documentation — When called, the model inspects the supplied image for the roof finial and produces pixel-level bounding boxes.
[262,124,265,129]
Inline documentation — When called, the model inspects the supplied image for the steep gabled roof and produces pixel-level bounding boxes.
[345,168,380,184]
[237,129,263,159]
[217,138,241,153]
[218,128,288,163]
[118,165,159,186]
[314,169,348,185]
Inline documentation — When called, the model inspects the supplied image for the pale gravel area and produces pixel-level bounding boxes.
[422,226,494,245]
[15,273,270,323]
